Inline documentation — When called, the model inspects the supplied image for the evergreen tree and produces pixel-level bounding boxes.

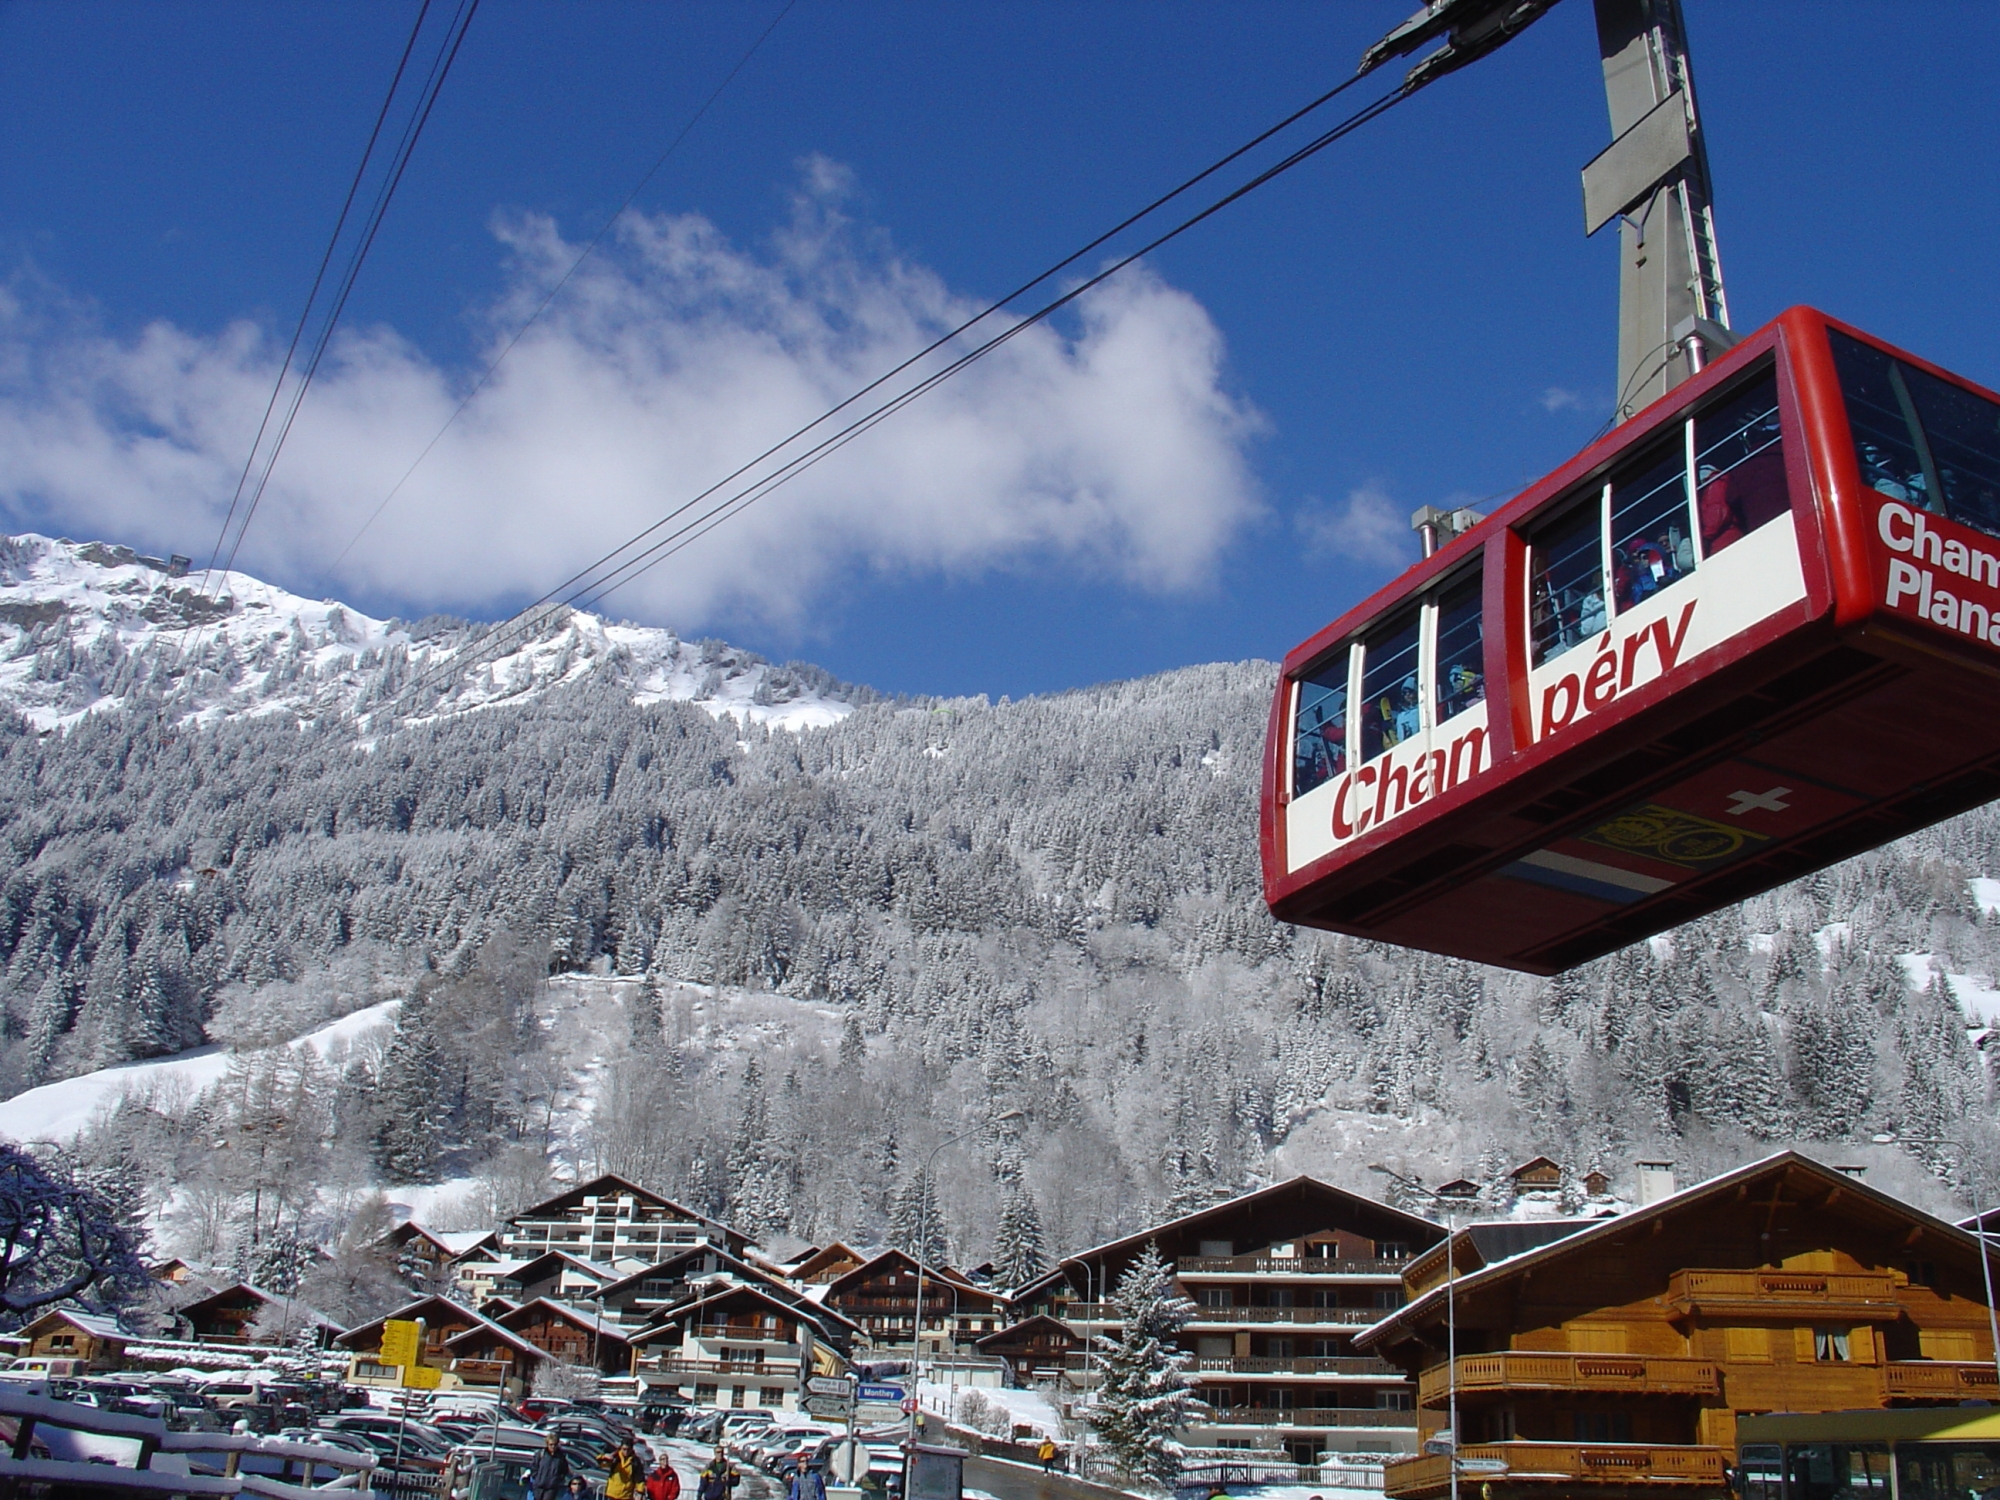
[888,1168,947,1265]
[991,1183,1048,1288]
[1092,1243,1203,1486]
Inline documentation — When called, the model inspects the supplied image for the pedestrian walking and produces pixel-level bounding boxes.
[787,1455,827,1500]
[602,1441,642,1500]
[698,1448,739,1500]
[646,1456,683,1500]
[1037,1438,1057,1474]
[528,1433,571,1500]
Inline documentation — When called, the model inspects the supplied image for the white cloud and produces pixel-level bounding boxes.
[0,163,1264,631]
[1539,385,1585,412]
[1296,483,1412,569]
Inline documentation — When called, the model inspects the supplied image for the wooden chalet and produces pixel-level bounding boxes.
[974,1314,1083,1384]
[340,1294,542,1395]
[497,1173,746,1270]
[1510,1157,1566,1192]
[1357,1151,2000,1500]
[490,1297,631,1376]
[596,1244,859,1342]
[789,1242,872,1283]
[1009,1174,1447,1466]
[630,1281,852,1411]
[173,1283,339,1348]
[18,1309,135,1371]
[494,1249,618,1305]
[822,1250,1007,1361]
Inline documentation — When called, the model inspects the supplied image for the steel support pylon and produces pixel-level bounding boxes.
[1590,0,1729,422]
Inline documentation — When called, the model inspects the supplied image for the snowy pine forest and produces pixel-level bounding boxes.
[0,531,1994,1306]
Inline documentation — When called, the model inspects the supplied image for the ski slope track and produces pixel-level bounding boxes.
[0,533,854,735]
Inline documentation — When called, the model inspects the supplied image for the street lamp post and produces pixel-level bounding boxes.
[1371,1166,1479,1500]
[908,1110,1024,1449]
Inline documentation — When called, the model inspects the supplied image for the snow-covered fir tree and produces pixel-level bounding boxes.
[1092,1243,1203,1487]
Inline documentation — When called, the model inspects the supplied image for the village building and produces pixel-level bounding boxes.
[788,1242,873,1283]
[1357,1151,2000,1500]
[629,1281,855,1411]
[173,1283,339,1348]
[338,1294,541,1394]
[17,1309,136,1371]
[975,1314,1084,1385]
[489,1296,631,1376]
[495,1173,745,1272]
[820,1250,1009,1366]
[595,1243,853,1337]
[1011,1175,1445,1466]
[492,1249,619,1306]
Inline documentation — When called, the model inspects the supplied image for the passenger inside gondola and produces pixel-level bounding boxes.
[1694,369,1789,558]
[1291,670,1349,798]
[1360,612,1422,760]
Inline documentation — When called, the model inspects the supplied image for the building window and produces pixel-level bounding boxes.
[1377,1243,1408,1261]
[1813,1327,1853,1362]
[1197,1288,1231,1309]
[1574,1412,1632,1443]
[761,1387,785,1406]
[1371,1289,1402,1309]
[695,1384,717,1403]
[1375,1390,1413,1410]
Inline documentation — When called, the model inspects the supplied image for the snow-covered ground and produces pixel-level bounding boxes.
[0,532,854,734]
[1897,953,2000,1025]
[0,999,401,1145]
[917,1381,1064,1440]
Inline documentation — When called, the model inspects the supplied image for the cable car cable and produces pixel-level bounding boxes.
[189,0,441,609]
[212,0,482,597]
[328,0,802,572]
[387,76,1415,712]
[377,63,1390,709]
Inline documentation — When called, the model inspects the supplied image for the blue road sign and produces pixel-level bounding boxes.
[857,1383,906,1403]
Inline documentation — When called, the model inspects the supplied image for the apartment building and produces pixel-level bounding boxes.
[495,1173,747,1271]
[629,1282,858,1412]
[1012,1176,1446,1466]
[821,1249,1009,1362]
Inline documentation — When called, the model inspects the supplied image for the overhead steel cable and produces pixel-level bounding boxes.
[190,0,440,609]
[386,68,1383,706]
[212,0,482,593]
[388,75,1414,716]
[330,0,802,571]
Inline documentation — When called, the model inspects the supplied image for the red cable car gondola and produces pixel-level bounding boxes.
[1260,306,2000,974]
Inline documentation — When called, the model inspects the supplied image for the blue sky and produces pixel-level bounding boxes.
[1,2,1996,699]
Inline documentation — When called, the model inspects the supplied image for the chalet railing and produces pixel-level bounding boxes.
[1061,1303,1388,1326]
[1385,1443,1729,1498]
[1177,1257,1410,1277]
[642,1355,803,1377]
[1884,1360,2000,1398]
[1204,1407,1415,1428]
[1416,1353,1719,1407]
[1665,1269,1900,1318]
[1060,1353,1398,1378]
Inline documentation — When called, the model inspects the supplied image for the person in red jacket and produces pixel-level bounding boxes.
[646,1457,683,1500]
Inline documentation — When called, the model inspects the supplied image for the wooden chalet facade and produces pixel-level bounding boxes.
[630,1282,853,1411]
[822,1250,1007,1363]
[496,1173,746,1271]
[339,1295,545,1395]
[173,1283,339,1348]
[1358,1152,2000,1500]
[18,1309,134,1371]
[789,1243,871,1283]
[1011,1175,1446,1465]
[975,1314,1083,1384]
[492,1297,631,1376]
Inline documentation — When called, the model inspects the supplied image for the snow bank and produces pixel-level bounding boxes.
[917,1382,1064,1440]
[0,999,400,1145]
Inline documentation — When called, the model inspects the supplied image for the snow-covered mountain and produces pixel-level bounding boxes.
[0,533,859,734]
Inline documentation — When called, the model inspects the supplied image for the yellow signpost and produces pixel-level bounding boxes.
[403,1364,442,1390]
[379,1319,422,1368]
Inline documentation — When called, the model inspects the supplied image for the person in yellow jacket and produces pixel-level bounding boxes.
[601,1441,642,1500]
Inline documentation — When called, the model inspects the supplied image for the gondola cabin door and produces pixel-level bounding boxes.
[1261,306,2000,973]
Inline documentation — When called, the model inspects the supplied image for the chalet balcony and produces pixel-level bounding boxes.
[1063,1303,1386,1328]
[642,1355,804,1378]
[1664,1268,1901,1321]
[1061,1354,1401,1380]
[1416,1353,1720,1407]
[1177,1256,1410,1279]
[1202,1407,1416,1429]
[1884,1360,2000,1400]
[1385,1443,1729,1498]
